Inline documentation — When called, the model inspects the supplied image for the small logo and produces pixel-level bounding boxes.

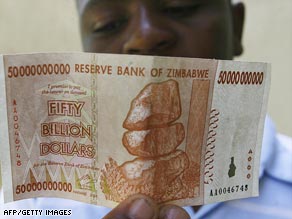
[228,157,236,178]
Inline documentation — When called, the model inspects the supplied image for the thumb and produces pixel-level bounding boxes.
[159,204,190,219]
[102,194,159,219]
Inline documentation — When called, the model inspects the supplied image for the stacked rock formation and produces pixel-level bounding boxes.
[120,80,189,197]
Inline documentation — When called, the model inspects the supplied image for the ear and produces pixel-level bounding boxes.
[232,2,245,56]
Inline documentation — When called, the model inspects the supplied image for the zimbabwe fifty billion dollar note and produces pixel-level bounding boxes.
[0,53,270,208]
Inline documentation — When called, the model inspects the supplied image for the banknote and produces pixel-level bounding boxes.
[0,53,270,208]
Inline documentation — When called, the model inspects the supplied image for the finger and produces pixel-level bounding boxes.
[159,204,190,219]
[102,194,159,219]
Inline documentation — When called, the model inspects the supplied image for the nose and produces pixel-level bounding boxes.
[123,6,177,55]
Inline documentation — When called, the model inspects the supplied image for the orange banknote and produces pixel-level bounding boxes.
[0,53,270,208]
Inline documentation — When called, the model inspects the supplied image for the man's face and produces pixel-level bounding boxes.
[79,0,244,60]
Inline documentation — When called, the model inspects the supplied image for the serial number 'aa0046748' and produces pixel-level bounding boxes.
[217,71,264,85]
[15,181,72,194]
[209,184,248,197]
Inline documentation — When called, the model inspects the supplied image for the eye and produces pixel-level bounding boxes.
[163,4,200,18]
[93,18,127,34]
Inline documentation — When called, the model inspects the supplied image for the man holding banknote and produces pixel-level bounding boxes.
[1,0,291,219]
[74,0,292,218]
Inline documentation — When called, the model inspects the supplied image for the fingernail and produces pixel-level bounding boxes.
[160,207,190,219]
[128,198,155,219]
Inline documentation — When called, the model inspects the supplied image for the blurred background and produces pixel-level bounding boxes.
[0,0,291,136]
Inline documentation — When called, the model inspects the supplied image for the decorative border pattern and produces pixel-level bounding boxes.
[204,109,220,184]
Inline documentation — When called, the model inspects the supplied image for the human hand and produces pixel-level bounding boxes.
[102,194,190,219]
